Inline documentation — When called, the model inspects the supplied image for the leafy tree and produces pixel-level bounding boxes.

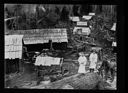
[89,13,116,47]
[60,6,69,21]
[47,11,60,26]
[73,5,80,16]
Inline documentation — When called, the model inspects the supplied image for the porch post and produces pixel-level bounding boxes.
[49,39,53,51]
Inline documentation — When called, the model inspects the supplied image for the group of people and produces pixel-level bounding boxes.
[77,50,98,74]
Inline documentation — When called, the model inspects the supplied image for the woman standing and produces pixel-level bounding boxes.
[89,50,98,72]
[78,52,87,74]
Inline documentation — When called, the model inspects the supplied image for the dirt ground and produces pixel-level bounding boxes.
[5,60,89,88]
[5,63,37,88]
[5,52,116,89]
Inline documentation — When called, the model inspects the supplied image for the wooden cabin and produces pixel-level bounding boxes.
[5,28,68,59]
[5,28,68,73]
[5,28,68,48]
[22,28,68,51]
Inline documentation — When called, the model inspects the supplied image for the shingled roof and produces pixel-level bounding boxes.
[5,28,68,44]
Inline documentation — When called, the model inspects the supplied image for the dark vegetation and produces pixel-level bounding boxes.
[5,4,116,48]
[5,4,117,89]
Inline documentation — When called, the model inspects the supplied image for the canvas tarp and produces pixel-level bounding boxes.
[73,27,91,35]
[35,56,61,66]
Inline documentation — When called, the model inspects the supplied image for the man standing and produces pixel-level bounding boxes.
[78,52,87,74]
[112,40,117,54]
[89,50,98,72]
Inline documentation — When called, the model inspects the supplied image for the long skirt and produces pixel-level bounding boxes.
[78,65,86,73]
[89,62,96,69]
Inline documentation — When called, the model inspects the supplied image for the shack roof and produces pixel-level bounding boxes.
[5,28,68,44]
[69,16,80,22]
[82,15,92,20]
[77,21,88,26]
[89,13,95,16]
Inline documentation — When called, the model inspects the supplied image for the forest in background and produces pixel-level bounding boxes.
[4,4,116,29]
[4,4,117,48]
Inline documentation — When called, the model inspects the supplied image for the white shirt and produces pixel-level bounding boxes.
[78,56,87,73]
[89,53,98,69]
[89,53,98,63]
[78,56,87,65]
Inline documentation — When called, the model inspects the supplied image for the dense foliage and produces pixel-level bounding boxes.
[5,4,116,47]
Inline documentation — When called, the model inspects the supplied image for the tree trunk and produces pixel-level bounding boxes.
[44,73,106,89]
